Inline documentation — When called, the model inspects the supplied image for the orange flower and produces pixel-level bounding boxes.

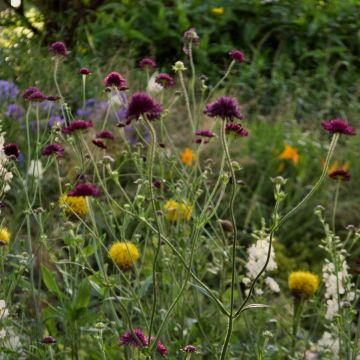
[278,143,299,166]
[323,160,349,174]
[181,148,196,166]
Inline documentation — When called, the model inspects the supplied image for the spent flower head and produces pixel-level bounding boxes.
[172,61,187,72]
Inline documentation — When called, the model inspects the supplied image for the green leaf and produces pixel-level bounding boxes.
[41,265,61,298]
[74,280,91,310]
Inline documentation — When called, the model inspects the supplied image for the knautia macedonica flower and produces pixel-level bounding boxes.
[92,139,107,149]
[180,148,196,166]
[62,120,93,134]
[49,41,68,56]
[26,91,47,103]
[119,328,148,347]
[42,144,64,157]
[288,271,319,297]
[23,87,41,101]
[138,57,157,70]
[46,95,60,102]
[42,336,56,344]
[204,96,244,122]
[183,27,200,54]
[4,144,20,159]
[321,118,356,136]
[125,92,163,122]
[181,344,198,353]
[229,49,246,63]
[103,71,127,90]
[79,67,91,75]
[163,199,192,221]
[225,123,248,137]
[155,340,168,357]
[328,169,351,181]
[96,130,115,140]
[109,242,140,269]
[155,73,174,88]
[0,227,11,246]
[195,129,216,138]
[68,183,101,197]
[59,193,88,217]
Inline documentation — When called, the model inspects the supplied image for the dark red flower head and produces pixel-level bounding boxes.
[49,41,68,57]
[225,123,249,137]
[27,91,46,102]
[126,92,163,122]
[4,143,20,158]
[183,28,200,54]
[156,341,168,357]
[62,120,93,134]
[139,58,157,70]
[181,345,197,353]
[204,96,244,121]
[68,183,101,197]
[23,87,40,100]
[103,72,127,90]
[42,336,56,344]
[96,130,114,140]
[155,73,174,88]
[42,143,65,157]
[46,95,61,102]
[79,67,91,75]
[329,169,351,181]
[119,329,148,348]
[195,129,216,138]
[229,50,246,63]
[321,118,356,136]
[92,139,107,149]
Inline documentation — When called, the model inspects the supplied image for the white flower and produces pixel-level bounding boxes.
[325,298,338,320]
[265,276,280,293]
[147,73,163,95]
[27,160,44,180]
[318,331,339,358]
[0,300,9,319]
[0,328,6,339]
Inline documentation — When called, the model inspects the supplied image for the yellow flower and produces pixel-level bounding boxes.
[278,143,299,166]
[109,242,140,269]
[211,7,224,16]
[59,193,88,217]
[288,271,319,297]
[163,200,192,222]
[0,227,11,245]
[181,148,196,167]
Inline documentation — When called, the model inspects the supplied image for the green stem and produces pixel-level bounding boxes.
[291,297,304,354]
[219,120,238,360]
[178,71,195,131]
[332,179,341,233]
[207,60,235,100]
[188,42,197,125]
[82,75,86,112]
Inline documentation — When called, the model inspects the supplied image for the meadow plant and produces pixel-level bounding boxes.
[0,31,358,360]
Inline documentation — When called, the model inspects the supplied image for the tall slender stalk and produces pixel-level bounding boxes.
[219,120,238,360]
[332,179,341,233]
[206,60,235,101]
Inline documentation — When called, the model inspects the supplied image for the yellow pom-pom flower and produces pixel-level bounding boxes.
[163,200,192,222]
[0,227,11,245]
[109,242,140,269]
[211,7,224,16]
[59,193,88,217]
[288,271,319,297]
[181,148,196,167]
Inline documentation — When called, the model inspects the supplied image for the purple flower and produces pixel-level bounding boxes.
[229,50,246,63]
[79,67,91,75]
[92,139,107,149]
[4,143,20,158]
[152,179,162,189]
[49,41,68,56]
[5,104,24,119]
[23,87,40,101]
[139,58,157,70]
[42,144,65,157]
[68,183,101,197]
[119,329,148,348]
[183,28,200,54]
[42,336,56,345]
[225,123,249,137]
[76,98,99,118]
[96,130,114,140]
[48,115,65,127]
[124,123,150,145]
[126,92,163,122]
[321,118,356,136]
[181,345,197,353]
[27,91,47,102]
[62,120,93,134]
[195,129,216,138]
[329,169,351,181]
[155,73,174,88]
[156,341,168,357]
[103,72,127,90]
[46,95,60,102]
[204,96,244,121]
[0,80,19,100]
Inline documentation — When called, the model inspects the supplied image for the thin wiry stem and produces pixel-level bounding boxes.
[207,60,235,101]
[178,71,195,131]
[219,120,238,360]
